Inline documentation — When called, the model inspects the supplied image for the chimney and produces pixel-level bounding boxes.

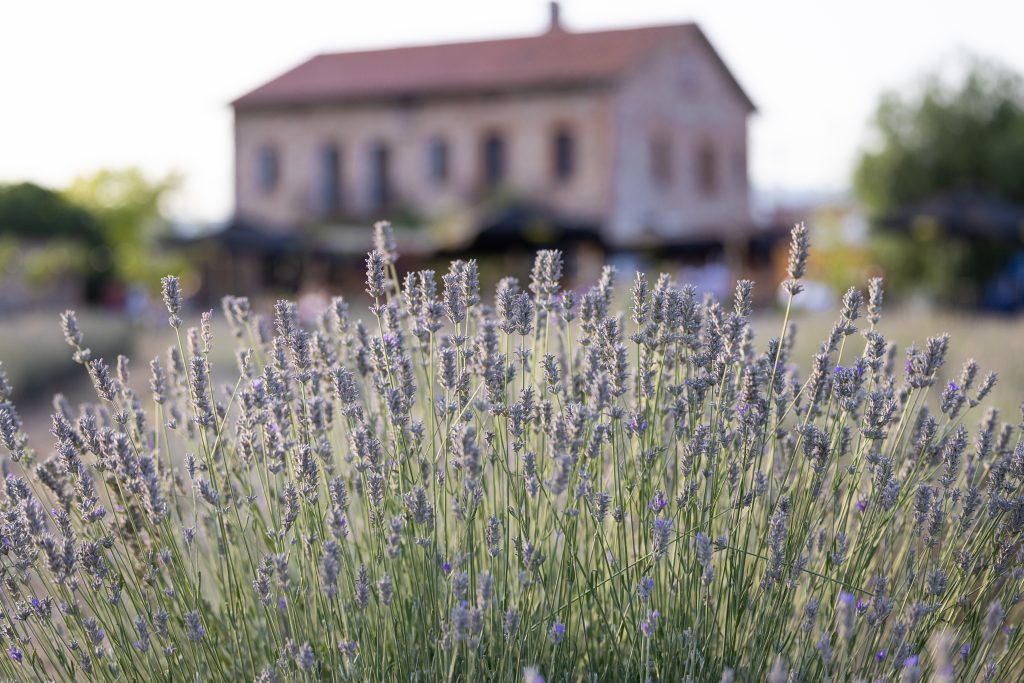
[548,1,562,32]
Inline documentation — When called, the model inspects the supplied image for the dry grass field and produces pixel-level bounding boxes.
[4,306,1022,451]
[753,308,1024,421]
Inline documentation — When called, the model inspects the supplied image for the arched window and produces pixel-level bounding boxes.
[428,137,449,185]
[368,142,392,210]
[697,142,717,196]
[734,148,747,188]
[553,127,575,181]
[649,133,672,185]
[257,145,279,195]
[316,143,341,216]
[482,132,506,187]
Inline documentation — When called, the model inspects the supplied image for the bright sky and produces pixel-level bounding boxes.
[2,0,1023,222]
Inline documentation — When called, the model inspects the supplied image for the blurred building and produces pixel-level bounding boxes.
[208,3,763,294]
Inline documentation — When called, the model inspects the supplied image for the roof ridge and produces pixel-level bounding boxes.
[305,22,696,60]
[230,20,754,112]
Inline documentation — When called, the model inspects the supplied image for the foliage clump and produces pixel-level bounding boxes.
[855,58,1024,303]
[0,223,1021,681]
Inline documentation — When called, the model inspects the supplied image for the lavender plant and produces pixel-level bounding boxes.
[0,222,1022,681]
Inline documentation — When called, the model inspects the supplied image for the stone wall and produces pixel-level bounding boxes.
[607,36,751,246]
[234,89,615,231]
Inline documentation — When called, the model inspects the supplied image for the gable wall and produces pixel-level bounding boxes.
[607,36,751,246]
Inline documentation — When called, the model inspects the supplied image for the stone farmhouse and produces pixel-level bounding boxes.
[228,3,757,262]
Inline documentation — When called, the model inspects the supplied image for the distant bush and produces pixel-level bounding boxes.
[855,58,1024,303]
[0,182,102,244]
[0,223,1021,681]
[1,171,187,299]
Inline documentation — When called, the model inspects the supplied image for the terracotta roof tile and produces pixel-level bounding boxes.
[232,24,754,110]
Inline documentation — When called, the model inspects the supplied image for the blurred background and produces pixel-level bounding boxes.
[3,0,1024,440]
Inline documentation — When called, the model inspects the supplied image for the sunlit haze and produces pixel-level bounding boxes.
[3,0,1022,222]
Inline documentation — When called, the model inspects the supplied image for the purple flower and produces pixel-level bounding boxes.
[278,597,287,611]
[338,639,358,660]
[856,598,869,613]
[185,610,205,641]
[8,646,21,663]
[961,642,971,659]
[838,591,854,606]
[652,518,673,559]
[948,381,959,393]
[648,490,668,514]
[629,415,648,434]
[549,621,565,645]
[638,576,654,602]
[856,499,867,513]
[875,649,887,662]
[903,655,919,668]
[442,561,452,575]
[641,610,660,638]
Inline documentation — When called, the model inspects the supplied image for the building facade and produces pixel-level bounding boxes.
[231,6,755,252]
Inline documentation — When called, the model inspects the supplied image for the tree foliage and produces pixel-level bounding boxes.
[855,58,1024,214]
[64,168,184,283]
[0,182,102,243]
[0,169,184,298]
[854,58,1024,304]
[64,168,181,246]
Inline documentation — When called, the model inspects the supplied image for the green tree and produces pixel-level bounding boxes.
[0,182,102,242]
[64,167,184,284]
[856,58,1024,212]
[0,182,102,292]
[854,58,1024,302]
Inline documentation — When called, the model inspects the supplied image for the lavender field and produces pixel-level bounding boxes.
[0,223,1022,681]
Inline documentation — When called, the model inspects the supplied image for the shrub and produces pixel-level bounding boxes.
[0,223,1021,681]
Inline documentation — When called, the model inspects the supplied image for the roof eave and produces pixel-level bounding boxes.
[231,78,619,111]
[689,24,756,113]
